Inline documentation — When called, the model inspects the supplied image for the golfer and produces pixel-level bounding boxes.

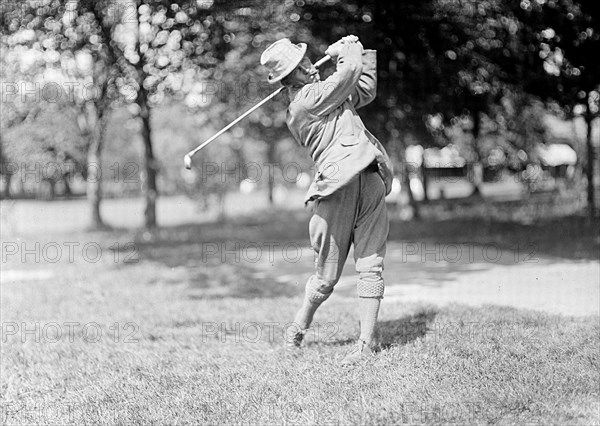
[261,36,393,364]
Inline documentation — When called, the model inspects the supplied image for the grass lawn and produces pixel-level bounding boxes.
[1,203,599,425]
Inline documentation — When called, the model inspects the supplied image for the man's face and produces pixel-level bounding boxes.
[287,56,320,86]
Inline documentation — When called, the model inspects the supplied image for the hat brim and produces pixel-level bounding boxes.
[267,43,307,84]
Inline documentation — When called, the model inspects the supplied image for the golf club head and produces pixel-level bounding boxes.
[184,154,193,170]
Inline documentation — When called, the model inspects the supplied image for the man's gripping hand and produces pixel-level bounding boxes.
[325,35,363,58]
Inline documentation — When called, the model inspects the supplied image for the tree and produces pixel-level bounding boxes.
[509,0,600,216]
[1,0,239,228]
[295,0,523,193]
[184,1,296,205]
[1,0,130,226]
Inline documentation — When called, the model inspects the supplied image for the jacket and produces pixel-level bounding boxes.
[286,43,393,203]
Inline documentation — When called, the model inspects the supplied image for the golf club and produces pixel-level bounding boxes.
[184,54,331,170]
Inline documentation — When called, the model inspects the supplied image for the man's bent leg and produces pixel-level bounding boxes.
[286,275,334,346]
[286,179,359,347]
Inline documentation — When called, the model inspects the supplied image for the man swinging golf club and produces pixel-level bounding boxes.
[261,36,393,364]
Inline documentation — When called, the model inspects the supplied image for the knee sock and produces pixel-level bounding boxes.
[358,296,381,346]
[356,273,384,346]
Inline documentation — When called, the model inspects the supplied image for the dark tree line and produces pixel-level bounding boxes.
[296,0,598,215]
[1,0,598,224]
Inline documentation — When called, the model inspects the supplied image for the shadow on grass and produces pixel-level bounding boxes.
[306,309,439,350]
[104,211,598,300]
[123,211,598,270]
[131,209,309,267]
[185,264,299,300]
[120,210,309,300]
[306,337,356,348]
[376,309,438,350]
[388,214,599,261]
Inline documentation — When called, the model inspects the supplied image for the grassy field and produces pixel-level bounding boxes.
[1,197,599,425]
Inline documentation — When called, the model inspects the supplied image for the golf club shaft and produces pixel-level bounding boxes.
[185,54,331,167]
[189,86,284,157]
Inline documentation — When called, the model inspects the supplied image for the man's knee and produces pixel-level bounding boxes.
[305,275,335,304]
[357,271,384,298]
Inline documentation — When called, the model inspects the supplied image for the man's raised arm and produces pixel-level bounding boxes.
[298,38,363,116]
[350,49,377,109]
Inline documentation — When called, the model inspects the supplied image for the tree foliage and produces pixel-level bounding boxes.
[1,0,598,217]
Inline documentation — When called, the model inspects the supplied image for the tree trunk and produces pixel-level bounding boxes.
[0,165,12,200]
[45,180,55,201]
[87,135,104,227]
[267,135,276,205]
[404,166,420,220]
[134,0,158,229]
[63,176,71,198]
[399,140,420,220]
[585,113,597,218]
[421,165,429,202]
[86,102,105,229]
[0,138,11,200]
[2,173,12,199]
[470,109,483,196]
[137,82,157,229]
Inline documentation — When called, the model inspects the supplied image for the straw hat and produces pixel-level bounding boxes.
[260,38,307,84]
